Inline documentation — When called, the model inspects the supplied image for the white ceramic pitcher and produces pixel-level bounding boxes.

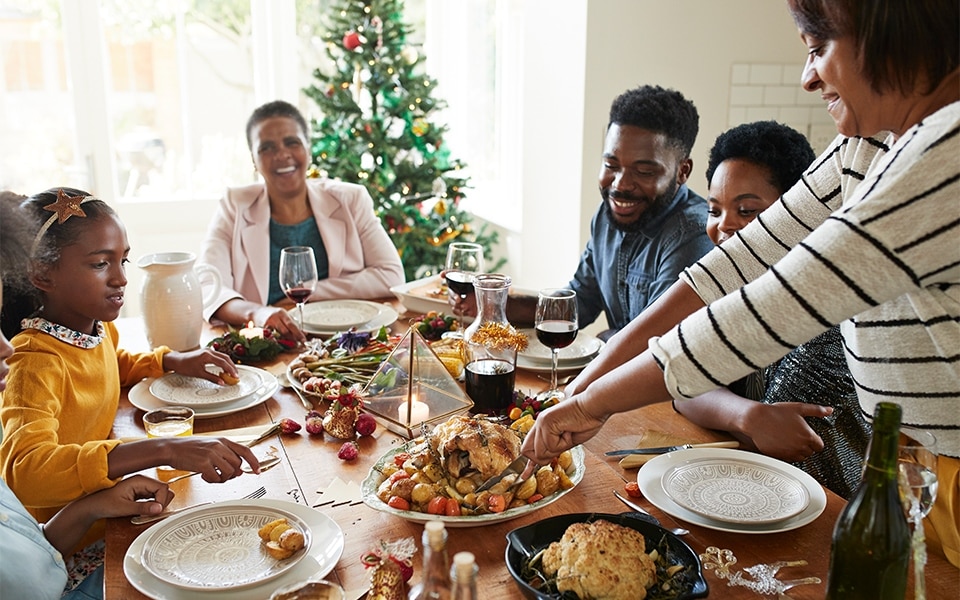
[137,252,221,351]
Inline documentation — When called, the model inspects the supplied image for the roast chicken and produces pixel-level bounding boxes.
[429,415,521,481]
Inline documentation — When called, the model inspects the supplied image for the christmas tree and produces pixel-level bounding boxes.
[304,0,502,281]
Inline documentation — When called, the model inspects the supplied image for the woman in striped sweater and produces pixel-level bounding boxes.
[524,0,959,566]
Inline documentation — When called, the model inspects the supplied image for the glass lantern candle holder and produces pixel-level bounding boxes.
[361,326,473,438]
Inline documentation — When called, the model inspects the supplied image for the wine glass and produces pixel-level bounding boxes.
[897,427,938,600]
[534,288,578,400]
[444,242,484,339]
[279,246,319,331]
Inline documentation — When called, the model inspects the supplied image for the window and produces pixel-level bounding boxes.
[0,0,509,211]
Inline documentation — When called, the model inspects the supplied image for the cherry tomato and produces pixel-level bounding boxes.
[427,496,447,515]
[508,407,522,421]
[387,496,411,511]
[526,494,544,504]
[393,452,411,467]
[624,481,642,498]
[444,500,462,516]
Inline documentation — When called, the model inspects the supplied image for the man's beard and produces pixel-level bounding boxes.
[600,179,678,233]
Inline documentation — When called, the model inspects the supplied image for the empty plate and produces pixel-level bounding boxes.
[140,504,312,590]
[299,300,383,329]
[150,366,264,407]
[661,457,809,525]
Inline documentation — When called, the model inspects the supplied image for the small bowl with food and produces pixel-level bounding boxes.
[361,415,585,527]
[505,512,708,600]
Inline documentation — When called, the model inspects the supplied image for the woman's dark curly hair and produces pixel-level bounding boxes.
[0,191,34,338]
[705,121,816,194]
[608,85,699,158]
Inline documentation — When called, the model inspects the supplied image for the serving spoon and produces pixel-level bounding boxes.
[613,490,689,536]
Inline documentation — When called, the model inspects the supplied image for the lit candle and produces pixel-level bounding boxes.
[398,396,430,425]
[239,321,264,340]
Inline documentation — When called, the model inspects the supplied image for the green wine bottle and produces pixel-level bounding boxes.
[825,402,910,599]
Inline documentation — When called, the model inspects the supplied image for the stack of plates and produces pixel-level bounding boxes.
[124,499,344,600]
[288,300,399,336]
[516,329,603,372]
[637,448,827,534]
[129,366,279,419]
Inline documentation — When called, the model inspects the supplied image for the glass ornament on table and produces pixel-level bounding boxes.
[443,242,484,339]
[279,246,319,333]
[534,288,578,401]
[896,427,939,600]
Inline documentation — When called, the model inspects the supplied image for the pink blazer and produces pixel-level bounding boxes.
[199,179,405,321]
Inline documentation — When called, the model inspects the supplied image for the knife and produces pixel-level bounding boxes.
[605,440,739,456]
[475,456,536,492]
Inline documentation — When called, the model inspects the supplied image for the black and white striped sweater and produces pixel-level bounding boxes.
[655,101,960,458]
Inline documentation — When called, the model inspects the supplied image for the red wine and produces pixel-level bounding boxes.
[445,271,474,297]
[285,287,312,303]
[465,359,515,415]
[536,320,578,350]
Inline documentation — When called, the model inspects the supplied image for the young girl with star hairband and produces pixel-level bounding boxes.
[0,188,262,556]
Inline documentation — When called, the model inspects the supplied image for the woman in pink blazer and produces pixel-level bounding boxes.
[200,100,404,340]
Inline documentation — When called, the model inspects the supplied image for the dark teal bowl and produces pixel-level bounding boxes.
[505,512,708,600]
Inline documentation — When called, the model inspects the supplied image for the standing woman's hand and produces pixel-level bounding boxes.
[521,396,608,463]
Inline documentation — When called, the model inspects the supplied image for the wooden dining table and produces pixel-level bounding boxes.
[104,300,959,599]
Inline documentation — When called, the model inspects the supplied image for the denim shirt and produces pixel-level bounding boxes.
[0,479,68,599]
[569,184,712,333]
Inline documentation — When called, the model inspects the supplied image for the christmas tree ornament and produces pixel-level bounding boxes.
[400,46,418,65]
[343,30,362,50]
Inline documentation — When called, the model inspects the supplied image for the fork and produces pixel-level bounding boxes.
[131,485,267,525]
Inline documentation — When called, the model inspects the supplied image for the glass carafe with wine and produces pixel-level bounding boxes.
[534,288,578,400]
[279,246,319,333]
[444,242,484,339]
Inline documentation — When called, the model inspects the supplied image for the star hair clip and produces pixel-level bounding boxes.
[30,189,97,256]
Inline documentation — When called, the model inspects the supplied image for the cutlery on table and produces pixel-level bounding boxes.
[131,485,267,525]
[605,440,740,456]
[476,456,537,493]
[161,423,282,484]
[613,489,689,536]
[278,371,314,410]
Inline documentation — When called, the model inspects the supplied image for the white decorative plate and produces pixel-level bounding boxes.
[661,458,809,524]
[130,372,279,419]
[637,448,827,535]
[362,444,585,528]
[299,300,383,329]
[149,366,263,407]
[124,499,344,600]
[517,329,603,365]
[140,504,312,590]
[291,303,399,336]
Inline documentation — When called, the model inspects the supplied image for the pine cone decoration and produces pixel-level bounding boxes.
[367,558,406,600]
[322,399,358,439]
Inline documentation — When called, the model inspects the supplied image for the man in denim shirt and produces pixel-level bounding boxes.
[571,86,712,338]
[453,85,711,338]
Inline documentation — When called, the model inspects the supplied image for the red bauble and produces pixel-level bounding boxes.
[343,31,362,51]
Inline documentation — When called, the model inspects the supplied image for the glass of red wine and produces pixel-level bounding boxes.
[279,246,319,332]
[535,288,578,400]
[444,242,484,339]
